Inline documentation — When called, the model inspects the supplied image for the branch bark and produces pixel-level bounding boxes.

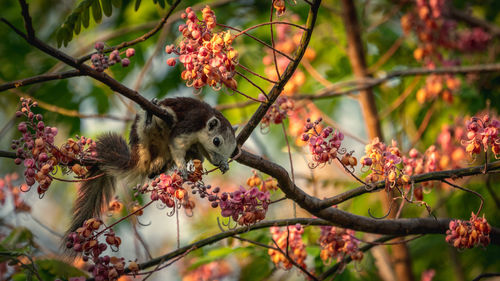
[236,150,500,244]
[236,0,321,145]
[0,70,82,92]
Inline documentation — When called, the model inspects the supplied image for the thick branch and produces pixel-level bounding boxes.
[128,218,332,274]
[235,150,500,243]
[318,160,500,209]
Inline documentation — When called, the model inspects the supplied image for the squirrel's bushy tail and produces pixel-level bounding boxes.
[67,133,132,235]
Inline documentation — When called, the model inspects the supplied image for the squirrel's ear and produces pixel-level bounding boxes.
[232,125,239,132]
[207,117,219,131]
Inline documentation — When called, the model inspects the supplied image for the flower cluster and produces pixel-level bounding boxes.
[91,42,135,72]
[404,121,468,177]
[261,96,294,129]
[403,147,437,177]
[182,260,232,281]
[0,173,31,212]
[401,0,490,103]
[192,183,270,226]
[66,219,134,281]
[318,226,363,263]
[445,213,491,249]
[13,98,58,195]
[457,28,491,52]
[288,103,323,146]
[56,136,97,177]
[138,172,187,209]
[165,6,238,91]
[12,98,100,195]
[421,269,436,281]
[90,42,135,72]
[272,0,287,16]
[107,196,123,214]
[268,224,308,271]
[262,15,312,96]
[416,74,460,104]
[361,138,409,187]
[246,170,279,193]
[340,152,358,169]
[435,122,466,169]
[463,115,500,158]
[301,118,346,168]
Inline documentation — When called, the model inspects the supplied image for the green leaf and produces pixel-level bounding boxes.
[12,273,27,281]
[56,28,64,47]
[158,0,165,8]
[36,259,88,279]
[188,247,246,270]
[82,6,90,28]
[101,0,113,17]
[166,0,173,5]
[111,0,122,8]
[240,256,273,281]
[134,0,141,11]
[91,0,102,23]
[74,15,82,34]
[1,227,34,249]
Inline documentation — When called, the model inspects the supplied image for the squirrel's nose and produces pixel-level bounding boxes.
[219,162,229,173]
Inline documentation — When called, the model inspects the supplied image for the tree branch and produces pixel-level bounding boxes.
[448,7,500,37]
[235,150,500,243]
[0,70,82,92]
[318,160,500,209]
[77,0,183,63]
[297,63,500,100]
[1,19,174,125]
[129,218,333,274]
[236,0,321,145]
[18,0,34,39]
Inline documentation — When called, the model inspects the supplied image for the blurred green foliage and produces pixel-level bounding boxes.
[1,0,500,280]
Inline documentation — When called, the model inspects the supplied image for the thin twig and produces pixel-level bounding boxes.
[270,5,281,80]
[282,122,297,217]
[236,0,321,145]
[270,238,318,280]
[411,99,436,146]
[77,0,183,63]
[441,179,484,215]
[471,272,500,281]
[238,64,279,84]
[235,71,269,99]
[218,23,294,61]
[234,21,307,38]
[380,76,421,118]
[297,63,500,100]
[0,70,82,92]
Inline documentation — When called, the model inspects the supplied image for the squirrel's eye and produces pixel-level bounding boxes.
[213,137,221,147]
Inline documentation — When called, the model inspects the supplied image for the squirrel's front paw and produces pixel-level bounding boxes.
[178,169,189,181]
[145,98,159,126]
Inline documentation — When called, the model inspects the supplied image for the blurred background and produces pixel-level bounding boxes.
[1,0,500,280]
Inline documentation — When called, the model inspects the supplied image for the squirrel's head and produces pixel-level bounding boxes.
[197,115,238,173]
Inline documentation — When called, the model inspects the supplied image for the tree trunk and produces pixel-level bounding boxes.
[339,1,414,281]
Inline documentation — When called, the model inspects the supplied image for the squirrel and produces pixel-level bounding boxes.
[67,97,238,236]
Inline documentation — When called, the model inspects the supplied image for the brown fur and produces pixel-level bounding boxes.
[66,97,236,250]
